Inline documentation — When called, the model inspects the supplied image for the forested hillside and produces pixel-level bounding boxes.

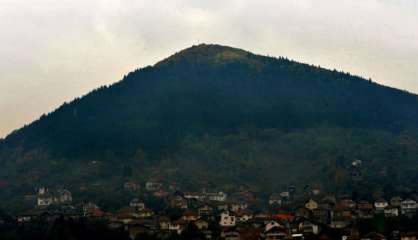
[1,44,418,210]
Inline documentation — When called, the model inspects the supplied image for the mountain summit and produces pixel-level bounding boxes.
[156,44,262,67]
[1,44,418,204]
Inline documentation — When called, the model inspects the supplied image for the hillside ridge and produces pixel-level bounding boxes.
[1,44,418,207]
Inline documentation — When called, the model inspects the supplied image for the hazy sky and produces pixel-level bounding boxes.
[1,0,418,138]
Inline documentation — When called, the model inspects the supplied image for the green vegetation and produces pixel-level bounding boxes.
[0,44,418,210]
[0,217,130,240]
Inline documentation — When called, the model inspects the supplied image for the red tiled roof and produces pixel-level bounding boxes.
[183,210,198,217]
[89,209,105,217]
[271,213,295,221]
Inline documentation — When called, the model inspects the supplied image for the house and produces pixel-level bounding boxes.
[115,207,139,223]
[168,183,179,191]
[83,202,107,219]
[384,206,399,217]
[292,233,304,240]
[220,211,236,227]
[374,199,388,213]
[124,181,138,192]
[328,220,350,229]
[401,199,417,215]
[159,216,170,231]
[299,220,320,235]
[86,208,106,219]
[198,205,214,217]
[230,201,248,212]
[338,193,351,200]
[182,210,199,222]
[130,198,145,210]
[357,201,373,210]
[90,160,102,165]
[37,192,53,207]
[304,185,312,197]
[295,207,311,219]
[141,218,160,232]
[253,213,271,227]
[290,223,303,239]
[313,206,330,224]
[357,200,374,219]
[236,209,253,223]
[108,220,124,229]
[261,221,289,240]
[17,209,45,223]
[280,191,290,200]
[57,189,72,203]
[288,186,296,199]
[60,206,83,220]
[127,222,149,240]
[205,191,227,202]
[184,192,203,201]
[83,202,100,215]
[221,227,240,240]
[322,196,337,205]
[240,191,256,203]
[145,181,162,191]
[312,188,321,196]
[333,204,353,221]
[351,165,364,180]
[305,199,319,211]
[400,232,417,240]
[271,213,295,222]
[216,202,229,212]
[153,190,170,198]
[340,199,356,210]
[341,209,353,220]
[83,202,99,213]
[138,209,154,218]
[362,232,387,240]
[352,159,362,167]
[36,187,72,207]
[269,193,282,206]
[193,218,209,230]
[390,196,403,207]
[169,195,188,209]
[168,219,187,235]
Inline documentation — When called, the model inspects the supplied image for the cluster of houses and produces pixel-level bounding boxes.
[8,181,418,240]
[36,187,73,207]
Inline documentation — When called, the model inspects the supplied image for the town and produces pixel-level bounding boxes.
[1,176,417,240]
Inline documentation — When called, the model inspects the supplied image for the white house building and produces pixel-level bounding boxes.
[374,199,388,213]
[401,199,417,215]
[219,211,236,227]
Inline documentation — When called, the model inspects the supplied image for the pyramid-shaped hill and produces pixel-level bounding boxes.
[1,44,418,197]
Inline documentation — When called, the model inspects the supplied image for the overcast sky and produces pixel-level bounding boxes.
[1,0,418,138]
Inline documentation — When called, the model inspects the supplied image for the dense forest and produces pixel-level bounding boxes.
[1,44,418,210]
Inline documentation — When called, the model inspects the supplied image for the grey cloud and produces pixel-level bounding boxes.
[0,0,418,137]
